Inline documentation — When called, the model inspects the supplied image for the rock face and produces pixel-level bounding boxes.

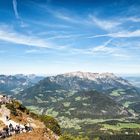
[48,71,133,91]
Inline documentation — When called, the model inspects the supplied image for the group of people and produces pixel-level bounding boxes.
[0,123,33,139]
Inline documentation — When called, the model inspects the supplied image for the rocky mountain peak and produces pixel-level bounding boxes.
[63,71,116,80]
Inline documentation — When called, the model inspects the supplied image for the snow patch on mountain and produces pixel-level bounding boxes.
[63,71,132,87]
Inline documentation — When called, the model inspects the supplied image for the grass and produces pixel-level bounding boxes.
[102,123,140,131]
[69,108,76,111]
[50,97,57,102]
[123,101,140,108]
[51,111,59,117]
[110,89,126,97]
[26,105,41,114]
[58,117,126,129]
[75,96,82,101]
[63,102,71,107]
[82,103,90,106]
[67,91,76,97]
[65,111,71,115]
[58,117,81,129]
[45,108,59,117]
[110,91,120,96]
[82,97,89,100]
[35,96,48,103]
[123,101,134,108]
[119,91,126,95]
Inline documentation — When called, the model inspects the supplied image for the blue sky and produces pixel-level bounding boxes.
[0,0,140,75]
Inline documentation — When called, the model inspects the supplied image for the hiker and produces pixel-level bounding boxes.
[29,126,33,131]
[15,125,19,134]
[1,130,6,138]
[3,126,9,137]
[15,125,17,134]
[20,127,25,133]
[17,125,21,133]
[9,123,14,132]
[24,124,30,132]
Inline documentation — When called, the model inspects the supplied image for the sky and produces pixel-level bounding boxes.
[0,0,140,75]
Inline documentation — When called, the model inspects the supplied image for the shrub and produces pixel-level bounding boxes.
[6,103,18,116]
[59,133,89,140]
[40,115,61,136]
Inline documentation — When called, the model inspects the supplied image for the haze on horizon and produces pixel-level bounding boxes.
[0,0,140,75]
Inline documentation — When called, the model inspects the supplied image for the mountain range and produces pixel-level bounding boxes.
[0,71,140,137]
[19,71,140,104]
[0,74,44,95]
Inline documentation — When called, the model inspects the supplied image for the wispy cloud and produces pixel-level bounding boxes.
[111,30,140,38]
[88,39,115,54]
[68,39,116,55]
[12,0,28,28]
[126,17,140,22]
[54,12,81,24]
[112,53,130,58]
[45,7,91,26]
[0,26,52,48]
[25,49,40,54]
[88,29,140,38]
[47,34,85,40]
[89,16,121,31]
[66,39,131,60]
[87,34,111,38]
[27,19,71,29]
[41,5,80,24]
[89,46,115,54]
[12,0,19,19]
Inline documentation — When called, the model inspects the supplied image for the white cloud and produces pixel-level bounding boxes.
[47,34,85,40]
[67,39,131,60]
[112,53,130,58]
[55,13,77,23]
[0,27,52,48]
[25,49,40,53]
[89,16,121,31]
[46,8,91,26]
[68,39,116,55]
[89,46,114,53]
[126,17,140,22]
[111,30,140,38]
[87,39,113,54]
[87,34,111,38]
[88,29,140,38]
[45,7,81,24]
[12,0,28,28]
[12,0,19,19]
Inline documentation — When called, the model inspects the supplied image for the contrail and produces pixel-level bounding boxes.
[12,0,19,19]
